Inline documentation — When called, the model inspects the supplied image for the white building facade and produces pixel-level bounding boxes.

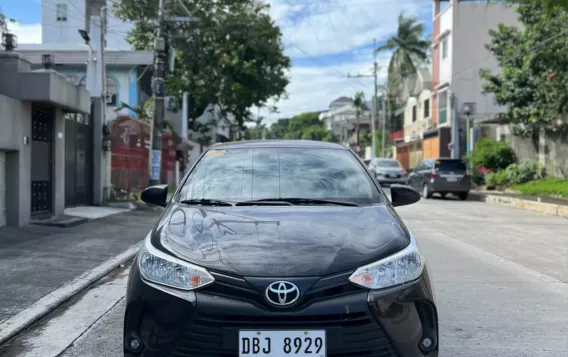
[41,0,131,49]
[429,0,521,159]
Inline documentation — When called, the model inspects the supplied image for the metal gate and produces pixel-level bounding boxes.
[65,113,93,207]
[31,106,54,215]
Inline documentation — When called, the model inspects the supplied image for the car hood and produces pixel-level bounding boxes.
[152,203,410,277]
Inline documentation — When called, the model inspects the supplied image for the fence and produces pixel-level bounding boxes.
[109,118,177,195]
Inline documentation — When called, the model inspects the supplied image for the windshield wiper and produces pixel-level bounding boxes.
[237,198,359,207]
[180,199,234,206]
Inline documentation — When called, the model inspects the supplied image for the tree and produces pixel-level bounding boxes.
[267,118,290,139]
[488,0,568,12]
[301,125,333,142]
[285,112,322,139]
[375,13,430,99]
[480,2,568,135]
[112,0,291,130]
[352,91,367,153]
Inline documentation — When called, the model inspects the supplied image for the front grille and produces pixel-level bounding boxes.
[204,270,364,309]
[168,312,398,357]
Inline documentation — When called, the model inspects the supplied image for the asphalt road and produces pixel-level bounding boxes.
[2,194,567,357]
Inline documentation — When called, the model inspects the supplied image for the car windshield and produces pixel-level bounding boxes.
[178,147,383,205]
[376,160,401,168]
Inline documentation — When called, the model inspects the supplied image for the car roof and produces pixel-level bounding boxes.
[209,140,348,150]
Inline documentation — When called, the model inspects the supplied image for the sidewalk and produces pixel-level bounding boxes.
[470,189,568,218]
[0,206,161,325]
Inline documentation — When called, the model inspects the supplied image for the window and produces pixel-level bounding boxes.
[412,105,417,122]
[56,4,67,22]
[79,77,86,87]
[434,159,467,172]
[105,77,118,106]
[423,99,430,118]
[442,39,448,59]
[179,148,383,205]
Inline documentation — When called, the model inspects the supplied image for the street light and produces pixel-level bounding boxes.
[78,29,90,43]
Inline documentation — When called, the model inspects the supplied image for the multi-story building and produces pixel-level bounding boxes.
[41,0,131,49]
[394,68,432,169]
[430,0,520,159]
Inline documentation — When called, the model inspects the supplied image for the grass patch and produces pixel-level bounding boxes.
[511,178,568,198]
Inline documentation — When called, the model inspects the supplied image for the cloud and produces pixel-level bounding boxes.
[261,0,432,123]
[6,22,42,44]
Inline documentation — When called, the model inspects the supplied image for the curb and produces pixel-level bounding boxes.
[469,191,568,218]
[0,242,142,346]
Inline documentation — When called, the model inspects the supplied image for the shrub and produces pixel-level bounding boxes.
[504,160,543,185]
[471,138,516,171]
[472,173,485,186]
[486,170,509,187]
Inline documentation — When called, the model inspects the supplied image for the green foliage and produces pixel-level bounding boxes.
[480,1,568,135]
[504,160,543,185]
[245,111,335,142]
[267,118,290,139]
[361,129,392,158]
[285,112,322,139]
[486,170,509,187]
[512,177,568,197]
[471,138,516,171]
[112,0,290,128]
[488,0,568,12]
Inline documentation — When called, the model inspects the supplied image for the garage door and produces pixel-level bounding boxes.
[0,151,6,227]
[423,137,440,159]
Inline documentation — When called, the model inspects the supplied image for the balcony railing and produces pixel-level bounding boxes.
[389,129,404,142]
[439,107,447,125]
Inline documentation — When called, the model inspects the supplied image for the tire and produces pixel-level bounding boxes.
[458,192,469,201]
[440,193,447,199]
[422,184,432,199]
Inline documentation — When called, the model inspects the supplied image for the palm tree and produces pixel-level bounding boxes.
[352,91,367,154]
[375,13,430,99]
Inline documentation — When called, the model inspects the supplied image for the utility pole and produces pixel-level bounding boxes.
[149,0,200,186]
[149,0,168,186]
[344,38,382,158]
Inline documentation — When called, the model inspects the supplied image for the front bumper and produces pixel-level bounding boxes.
[124,262,439,357]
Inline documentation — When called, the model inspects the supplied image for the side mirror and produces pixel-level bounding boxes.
[141,185,169,207]
[390,184,420,207]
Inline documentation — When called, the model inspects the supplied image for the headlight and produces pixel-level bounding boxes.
[349,231,424,290]
[138,235,215,291]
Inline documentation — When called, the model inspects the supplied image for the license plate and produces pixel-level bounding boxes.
[446,177,458,182]
[239,330,326,357]
[388,173,398,178]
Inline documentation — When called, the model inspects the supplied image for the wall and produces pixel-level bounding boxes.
[451,3,521,119]
[505,131,568,178]
[42,0,86,45]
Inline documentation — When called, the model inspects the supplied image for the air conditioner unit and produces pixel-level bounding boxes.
[423,118,432,130]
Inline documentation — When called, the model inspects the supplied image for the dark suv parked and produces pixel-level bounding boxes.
[406,158,471,200]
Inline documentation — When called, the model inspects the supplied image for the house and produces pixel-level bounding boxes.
[319,97,375,151]
[0,51,90,227]
[17,45,154,124]
[431,0,521,158]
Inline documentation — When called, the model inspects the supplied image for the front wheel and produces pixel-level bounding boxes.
[422,184,432,199]
[458,192,469,201]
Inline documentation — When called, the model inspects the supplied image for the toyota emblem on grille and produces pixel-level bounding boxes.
[265,281,300,306]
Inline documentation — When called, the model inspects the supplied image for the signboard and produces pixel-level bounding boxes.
[150,150,161,180]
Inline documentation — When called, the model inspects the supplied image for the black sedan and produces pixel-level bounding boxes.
[124,140,438,357]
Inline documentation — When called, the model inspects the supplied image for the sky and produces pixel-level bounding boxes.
[2,0,433,124]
